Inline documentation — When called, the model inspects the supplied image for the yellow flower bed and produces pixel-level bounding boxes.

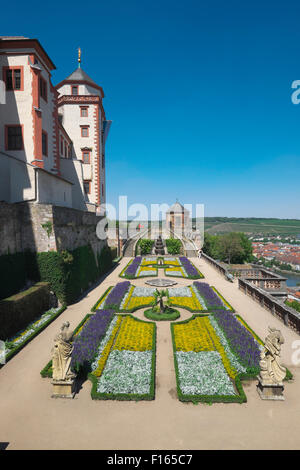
[113,316,153,351]
[174,317,214,352]
[125,295,154,311]
[141,259,156,266]
[165,260,180,266]
[170,287,204,311]
[165,267,184,275]
[92,316,123,378]
[174,316,237,379]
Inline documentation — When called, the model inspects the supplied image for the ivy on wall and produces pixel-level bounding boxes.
[0,245,115,304]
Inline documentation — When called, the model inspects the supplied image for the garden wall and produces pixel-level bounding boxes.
[0,282,50,340]
[238,278,300,335]
[0,201,106,256]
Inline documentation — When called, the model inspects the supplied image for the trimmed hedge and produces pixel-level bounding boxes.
[136,239,154,255]
[0,244,116,306]
[0,252,27,300]
[165,238,182,255]
[0,282,50,340]
[144,308,180,321]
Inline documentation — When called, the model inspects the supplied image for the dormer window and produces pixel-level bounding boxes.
[71,85,78,95]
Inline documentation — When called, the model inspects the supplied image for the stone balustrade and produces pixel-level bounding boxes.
[239,278,300,335]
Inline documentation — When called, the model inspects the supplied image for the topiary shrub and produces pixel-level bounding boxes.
[165,238,182,255]
[138,239,155,255]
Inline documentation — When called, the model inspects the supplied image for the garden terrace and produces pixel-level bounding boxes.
[1,254,299,450]
[120,256,204,280]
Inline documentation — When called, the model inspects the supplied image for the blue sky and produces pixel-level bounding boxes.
[4,0,300,218]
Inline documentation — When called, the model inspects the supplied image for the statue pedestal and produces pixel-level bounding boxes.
[257,377,285,401]
[51,379,76,399]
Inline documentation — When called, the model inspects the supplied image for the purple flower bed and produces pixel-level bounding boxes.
[124,257,142,278]
[179,257,200,278]
[213,310,261,372]
[104,281,130,309]
[193,282,224,308]
[71,310,114,371]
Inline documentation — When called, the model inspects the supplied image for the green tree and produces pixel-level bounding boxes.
[216,232,244,264]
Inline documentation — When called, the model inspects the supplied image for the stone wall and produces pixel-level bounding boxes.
[239,278,300,335]
[0,201,106,257]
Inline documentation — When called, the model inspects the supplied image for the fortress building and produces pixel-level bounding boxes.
[0,37,111,213]
[166,201,190,233]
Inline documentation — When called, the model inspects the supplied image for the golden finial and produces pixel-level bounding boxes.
[78,47,81,68]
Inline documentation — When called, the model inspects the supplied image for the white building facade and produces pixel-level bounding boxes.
[56,67,111,214]
[0,37,111,213]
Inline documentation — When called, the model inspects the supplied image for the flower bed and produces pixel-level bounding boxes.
[70,310,115,373]
[99,282,131,310]
[211,287,234,311]
[120,257,142,278]
[120,286,156,312]
[192,282,233,311]
[164,257,204,279]
[212,310,261,373]
[40,312,94,378]
[89,315,156,400]
[171,315,250,403]
[2,305,66,368]
[120,257,158,279]
[120,256,203,279]
[168,286,206,311]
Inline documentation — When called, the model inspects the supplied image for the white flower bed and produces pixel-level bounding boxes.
[91,316,119,372]
[7,308,61,351]
[176,350,236,396]
[11,328,35,347]
[168,287,192,298]
[137,268,157,277]
[209,317,246,373]
[97,350,152,395]
[119,288,131,310]
[131,286,156,297]
[166,270,183,277]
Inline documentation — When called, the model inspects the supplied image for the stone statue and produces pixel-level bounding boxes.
[259,327,286,384]
[52,321,76,382]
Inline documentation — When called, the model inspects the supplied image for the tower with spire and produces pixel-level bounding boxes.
[55,50,111,214]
